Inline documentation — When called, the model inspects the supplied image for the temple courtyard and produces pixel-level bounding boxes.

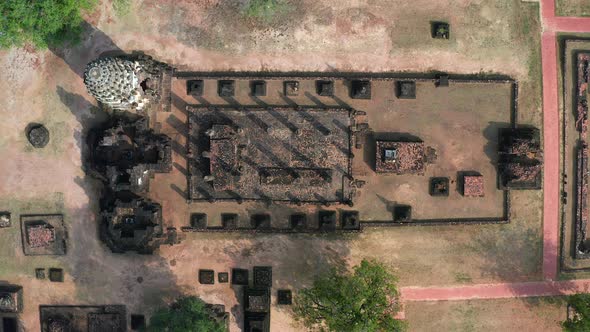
[1,0,581,330]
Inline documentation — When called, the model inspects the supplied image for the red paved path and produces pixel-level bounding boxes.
[402,280,590,302]
[541,0,590,281]
[541,28,559,281]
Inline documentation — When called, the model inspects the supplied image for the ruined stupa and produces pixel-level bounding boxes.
[84,55,169,112]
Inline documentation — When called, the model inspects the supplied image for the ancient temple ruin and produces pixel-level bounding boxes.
[100,197,166,254]
[40,305,127,332]
[84,55,175,254]
[82,54,535,242]
[187,106,355,204]
[86,116,173,253]
[88,116,172,194]
[84,54,171,112]
[498,127,543,190]
[375,141,427,175]
[0,285,23,314]
[573,53,590,258]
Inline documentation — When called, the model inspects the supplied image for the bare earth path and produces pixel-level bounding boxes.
[400,0,590,303]
[403,280,590,301]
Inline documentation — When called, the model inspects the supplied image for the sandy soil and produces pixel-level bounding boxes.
[0,0,547,330]
[405,297,567,331]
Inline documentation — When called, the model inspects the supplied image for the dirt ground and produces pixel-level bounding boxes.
[159,76,511,227]
[405,297,567,331]
[0,0,544,330]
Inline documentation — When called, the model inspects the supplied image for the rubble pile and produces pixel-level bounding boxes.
[27,225,55,248]
[503,163,542,182]
[574,53,590,258]
[375,141,428,175]
[463,175,484,197]
[498,127,543,189]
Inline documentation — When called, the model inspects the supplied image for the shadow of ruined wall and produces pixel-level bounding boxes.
[209,233,353,330]
[49,21,124,79]
[50,23,187,328]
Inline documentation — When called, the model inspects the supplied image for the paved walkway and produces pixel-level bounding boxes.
[541,0,590,282]
[402,280,590,301]
[400,0,590,304]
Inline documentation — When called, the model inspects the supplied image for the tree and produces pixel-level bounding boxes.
[146,296,227,332]
[0,0,96,49]
[293,259,406,332]
[563,294,590,332]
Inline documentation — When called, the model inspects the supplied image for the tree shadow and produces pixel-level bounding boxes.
[219,231,354,328]
[56,86,109,167]
[376,194,396,218]
[49,21,124,79]
[69,175,187,324]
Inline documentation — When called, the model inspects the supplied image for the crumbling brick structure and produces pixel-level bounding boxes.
[0,285,23,313]
[40,305,127,332]
[498,127,543,189]
[87,114,176,253]
[188,106,354,204]
[463,174,484,197]
[83,56,173,252]
[84,54,172,113]
[244,286,271,331]
[100,197,167,254]
[20,215,67,256]
[375,141,426,175]
[576,144,590,258]
[88,116,172,194]
[571,53,590,259]
[26,123,50,148]
[26,224,55,248]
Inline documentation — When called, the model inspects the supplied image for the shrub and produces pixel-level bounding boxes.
[146,296,226,332]
[563,294,590,332]
[293,259,406,332]
[0,0,97,49]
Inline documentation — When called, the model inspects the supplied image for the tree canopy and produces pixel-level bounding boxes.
[563,294,590,332]
[147,296,227,332]
[293,259,405,332]
[0,0,96,49]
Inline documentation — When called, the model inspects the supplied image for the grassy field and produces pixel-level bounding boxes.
[556,0,590,17]
[405,297,567,332]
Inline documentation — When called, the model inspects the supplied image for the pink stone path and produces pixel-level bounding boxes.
[400,0,590,304]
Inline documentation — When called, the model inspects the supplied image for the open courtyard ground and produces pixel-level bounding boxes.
[405,297,567,331]
[0,0,549,330]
